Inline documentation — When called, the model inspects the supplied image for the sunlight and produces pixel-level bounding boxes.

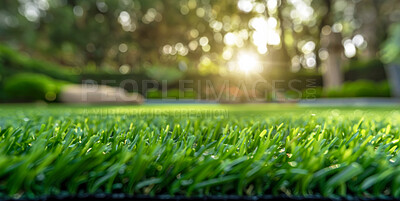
[236,51,261,74]
[224,32,237,46]
[250,16,281,53]
[237,0,253,13]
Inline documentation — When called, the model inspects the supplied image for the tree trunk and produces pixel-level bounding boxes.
[355,0,379,58]
[386,64,400,97]
[320,0,344,89]
[322,31,344,88]
[276,2,291,71]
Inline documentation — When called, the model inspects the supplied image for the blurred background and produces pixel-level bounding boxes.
[1,0,400,103]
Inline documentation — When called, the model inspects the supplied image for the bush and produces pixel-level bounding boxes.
[301,80,391,98]
[146,89,163,99]
[325,80,391,98]
[344,59,386,82]
[3,73,68,102]
[327,80,390,98]
[145,65,184,83]
[0,45,77,82]
[146,89,197,99]
[301,87,323,99]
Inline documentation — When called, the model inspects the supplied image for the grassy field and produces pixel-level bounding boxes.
[0,104,400,199]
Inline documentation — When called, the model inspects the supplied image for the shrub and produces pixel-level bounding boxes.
[145,65,184,83]
[344,59,386,82]
[325,80,390,98]
[301,87,323,99]
[0,45,77,82]
[301,80,391,98]
[146,89,197,99]
[3,73,68,102]
[146,89,163,99]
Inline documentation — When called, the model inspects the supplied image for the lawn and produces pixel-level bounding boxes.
[0,104,399,199]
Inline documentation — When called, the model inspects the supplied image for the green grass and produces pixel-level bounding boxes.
[0,104,400,199]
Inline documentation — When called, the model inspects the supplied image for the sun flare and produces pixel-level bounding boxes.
[236,51,261,74]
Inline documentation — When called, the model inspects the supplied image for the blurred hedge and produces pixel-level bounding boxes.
[302,80,391,99]
[344,59,387,82]
[325,80,390,98]
[3,73,68,102]
[146,89,197,99]
[0,45,77,82]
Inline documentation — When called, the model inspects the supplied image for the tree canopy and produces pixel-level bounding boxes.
[1,0,399,77]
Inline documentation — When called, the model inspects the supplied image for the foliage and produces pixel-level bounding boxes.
[298,87,321,99]
[381,23,400,64]
[0,45,76,82]
[301,80,390,99]
[145,66,185,83]
[0,105,400,198]
[2,0,398,73]
[344,59,384,71]
[3,73,68,102]
[146,89,197,99]
[325,80,390,98]
[344,59,386,82]
[0,0,241,71]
